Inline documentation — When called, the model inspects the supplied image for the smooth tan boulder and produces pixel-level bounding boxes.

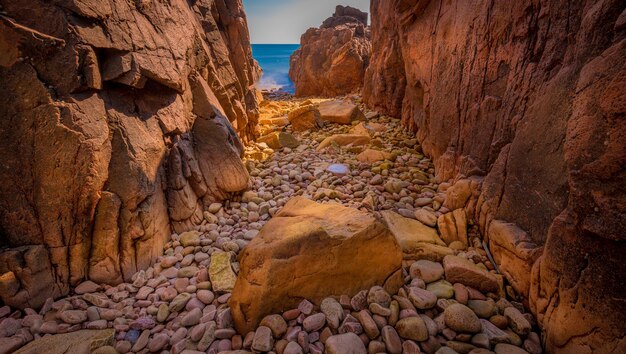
[15,329,114,354]
[381,211,446,250]
[443,255,499,293]
[318,100,366,124]
[357,149,393,163]
[287,105,323,131]
[230,197,403,334]
[437,209,468,247]
[257,132,300,149]
[316,134,371,151]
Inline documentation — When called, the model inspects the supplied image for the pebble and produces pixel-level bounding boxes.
[444,304,482,333]
[303,313,326,332]
[408,287,437,309]
[320,298,344,329]
[252,326,274,352]
[326,333,367,354]
[504,307,532,336]
[259,314,288,337]
[394,316,428,341]
[410,260,444,283]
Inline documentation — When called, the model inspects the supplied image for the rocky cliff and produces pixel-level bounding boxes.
[364,0,626,352]
[0,0,260,309]
[289,5,371,97]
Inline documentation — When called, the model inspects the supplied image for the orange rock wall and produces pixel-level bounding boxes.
[0,0,260,308]
[363,0,626,352]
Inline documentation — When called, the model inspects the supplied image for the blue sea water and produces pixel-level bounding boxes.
[252,44,299,93]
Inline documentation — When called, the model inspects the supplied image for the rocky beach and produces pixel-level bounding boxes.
[0,0,624,353]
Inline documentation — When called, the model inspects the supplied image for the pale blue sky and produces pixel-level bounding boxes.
[242,0,370,44]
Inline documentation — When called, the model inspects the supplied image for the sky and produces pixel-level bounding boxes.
[242,0,371,44]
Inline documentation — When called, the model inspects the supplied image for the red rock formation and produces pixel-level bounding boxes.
[364,0,626,352]
[0,0,260,309]
[289,6,371,97]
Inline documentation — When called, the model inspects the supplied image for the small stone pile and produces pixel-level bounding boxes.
[0,96,540,354]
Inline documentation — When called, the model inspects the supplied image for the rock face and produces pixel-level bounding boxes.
[229,197,403,334]
[0,0,260,309]
[363,0,626,352]
[289,6,371,97]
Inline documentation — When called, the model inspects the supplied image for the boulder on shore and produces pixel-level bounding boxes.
[14,329,114,354]
[229,197,403,334]
[318,100,366,124]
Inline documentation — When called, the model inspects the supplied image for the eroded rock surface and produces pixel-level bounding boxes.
[289,6,371,97]
[229,196,403,334]
[363,0,626,351]
[0,0,261,308]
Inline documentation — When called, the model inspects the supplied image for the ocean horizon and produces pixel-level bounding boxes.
[252,44,300,94]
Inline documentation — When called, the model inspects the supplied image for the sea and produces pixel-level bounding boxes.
[251,44,300,94]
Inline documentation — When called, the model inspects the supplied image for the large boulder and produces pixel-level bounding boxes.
[380,211,448,259]
[289,6,371,97]
[363,0,626,351]
[14,329,114,354]
[230,197,403,334]
[318,100,366,124]
[0,0,260,308]
[287,105,323,131]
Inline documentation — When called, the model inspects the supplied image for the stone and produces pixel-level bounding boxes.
[437,209,468,247]
[494,344,530,354]
[259,314,288,338]
[395,317,428,341]
[252,326,274,352]
[480,319,511,344]
[357,149,393,164]
[444,304,482,334]
[170,293,192,312]
[468,300,497,319]
[318,100,366,124]
[356,310,379,339]
[230,197,403,333]
[325,333,367,354]
[504,307,532,336]
[178,266,199,278]
[58,310,87,324]
[303,313,326,332]
[316,134,371,151]
[407,287,437,309]
[288,105,323,131]
[410,260,444,283]
[327,164,350,177]
[414,209,438,227]
[381,326,402,354]
[74,281,101,295]
[148,333,169,352]
[426,280,455,299]
[321,298,344,329]
[179,231,201,247]
[284,341,304,354]
[257,132,300,149]
[197,290,215,305]
[443,256,499,293]
[14,329,114,354]
[290,7,371,96]
[182,308,202,326]
[487,221,542,299]
[209,252,237,293]
[380,211,446,256]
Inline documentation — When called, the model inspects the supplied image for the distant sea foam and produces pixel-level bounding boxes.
[252,44,299,94]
